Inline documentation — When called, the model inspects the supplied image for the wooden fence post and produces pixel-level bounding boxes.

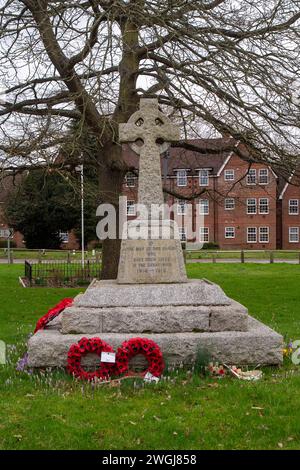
[241,250,245,264]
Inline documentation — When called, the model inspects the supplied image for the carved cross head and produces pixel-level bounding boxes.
[119,98,180,155]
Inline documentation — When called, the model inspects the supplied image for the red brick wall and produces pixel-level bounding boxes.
[215,154,277,249]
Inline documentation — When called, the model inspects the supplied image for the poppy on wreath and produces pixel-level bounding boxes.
[34,298,73,333]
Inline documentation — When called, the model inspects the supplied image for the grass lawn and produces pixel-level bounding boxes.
[0,264,300,450]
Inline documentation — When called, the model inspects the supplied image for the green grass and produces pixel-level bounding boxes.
[0,264,300,450]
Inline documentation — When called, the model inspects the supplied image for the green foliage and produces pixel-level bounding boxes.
[4,169,98,249]
[0,240,16,248]
[202,242,220,250]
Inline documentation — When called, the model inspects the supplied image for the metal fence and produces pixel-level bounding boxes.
[24,260,101,286]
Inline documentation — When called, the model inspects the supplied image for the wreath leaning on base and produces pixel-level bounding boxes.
[34,298,73,333]
[67,337,115,381]
[115,337,165,378]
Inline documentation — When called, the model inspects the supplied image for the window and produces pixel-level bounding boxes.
[59,231,69,243]
[199,227,209,243]
[259,227,269,243]
[179,227,187,242]
[247,198,257,214]
[259,198,269,214]
[289,199,299,215]
[247,169,256,185]
[177,170,187,187]
[224,169,235,181]
[225,198,235,210]
[199,169,209,186]
[259,169,269,185]
[289,227,299,243]
[177,200,187,215]
[0,229,7,238]
[125,172,135,187]
[126,200,136,216]
[225,227,235,239]
[199,199,209,215]
[247,227,257,243]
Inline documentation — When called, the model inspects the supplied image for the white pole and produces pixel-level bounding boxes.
[80,164,84,268]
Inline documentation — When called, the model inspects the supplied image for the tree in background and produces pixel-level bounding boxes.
[5,169,98,249]
[0,1,299,276]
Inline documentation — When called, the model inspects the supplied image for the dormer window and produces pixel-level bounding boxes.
[199,169,209,186]
[176,169,188,187]
[224,169,235,181]
[247,169,256,185]
[125,172,136,187]
[259,169,269,185]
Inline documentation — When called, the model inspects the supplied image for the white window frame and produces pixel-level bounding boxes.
[289,199,299,215]
[289,227,299,243]
[0,229,8,238]
[225,227,235,239]
[225,198,235,210]
[247,227,257,243]
[199,199,209,215]
[247,169,257,185]
[176,169,188,187]
[179,227,187,242]
[259,169,269,185]
[247,198,257,214]
[59,231,69,243]
[125,172,136,187]
[259,198,269,214]
[177,200,187,215]
[224,169,235,181]
[199,169,209,187]
[259,227,269,243]
[126,200,136,216]
[199,227,209,243]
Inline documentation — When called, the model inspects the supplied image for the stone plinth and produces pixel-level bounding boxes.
[74,279,229,308]
[27,317,283,368]
[27,278,283,368]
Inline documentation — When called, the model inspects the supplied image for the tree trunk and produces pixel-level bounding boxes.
[98,141,127,279]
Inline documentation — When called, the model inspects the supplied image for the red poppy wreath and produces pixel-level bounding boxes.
[34,298,73,333]
[115,337,165,378]
[67,337,115,381]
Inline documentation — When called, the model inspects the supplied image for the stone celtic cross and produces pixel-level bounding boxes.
[119,98,180,210]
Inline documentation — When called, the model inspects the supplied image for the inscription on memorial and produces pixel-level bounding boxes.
[118,240,186,284]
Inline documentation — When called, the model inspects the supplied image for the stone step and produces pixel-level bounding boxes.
[74,279,231,308]
[27,316,283,368]
[61,300,248,334]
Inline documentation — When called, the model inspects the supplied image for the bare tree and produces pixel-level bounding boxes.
[0,0,299,277]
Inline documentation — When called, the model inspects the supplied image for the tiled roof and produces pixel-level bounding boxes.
[123,137,235,176]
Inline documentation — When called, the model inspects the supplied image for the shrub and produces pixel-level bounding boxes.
[0,240,16,248]
[202,242,219,250]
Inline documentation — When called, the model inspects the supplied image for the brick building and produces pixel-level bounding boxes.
[0,138,299,250]
[123,138,293,250]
